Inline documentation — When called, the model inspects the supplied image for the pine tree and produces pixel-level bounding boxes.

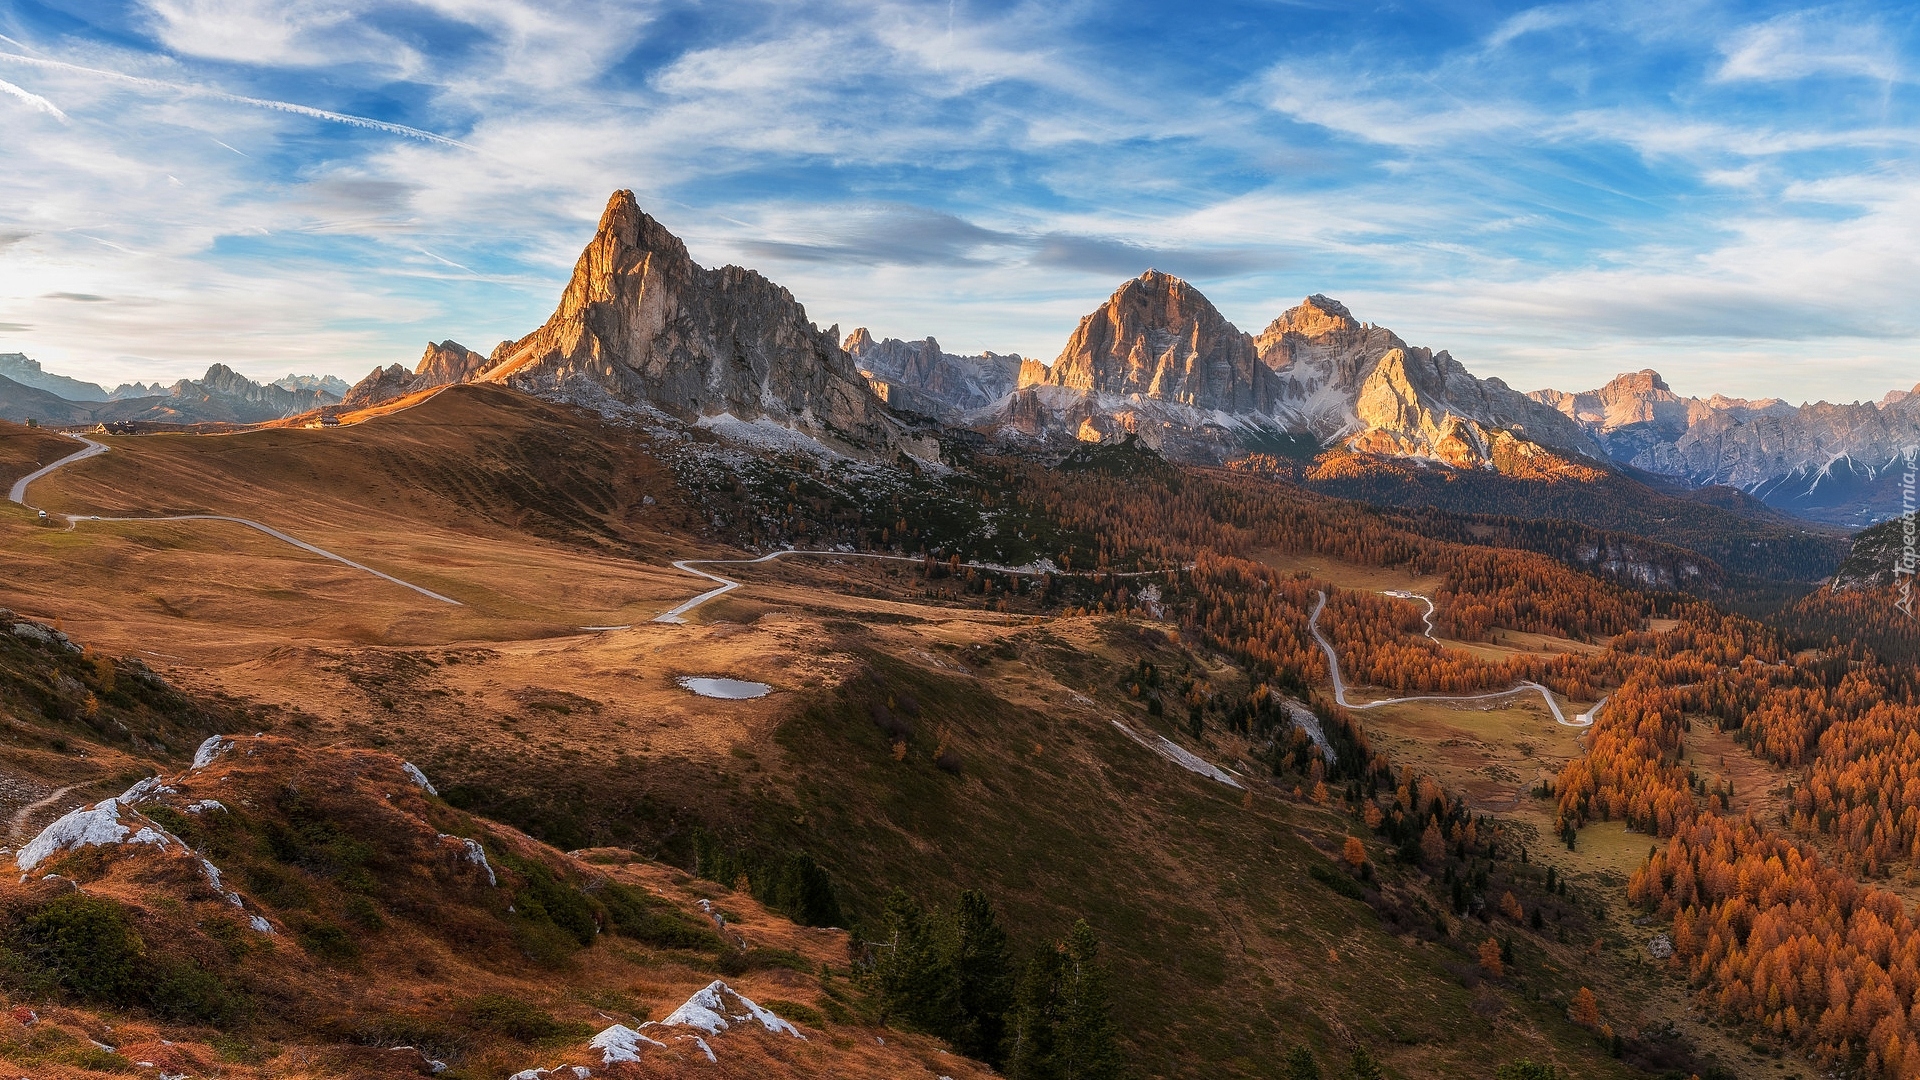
[779,852,842,928]
[1009,946,1065,1080]
[946,889,1015,1067]
[872,889,954,1032]
[1283,1044,1321,1080]
[1346,1047,1384,1080]
[1057,920,1124,1080]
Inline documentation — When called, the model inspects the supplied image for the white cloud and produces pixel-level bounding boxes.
[0,75,66,120]
[140,0,401,70]
[1716,10,1903,83]
[1,0,1916,405]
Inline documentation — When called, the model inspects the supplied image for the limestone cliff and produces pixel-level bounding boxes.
[1042,270,1277,415]
[1253,295,1601,462]
[481,191,902,451]
[1532,370,1920,524]
[843,329,1022,418]
[343,340,490,409]
[979,278,1601,467]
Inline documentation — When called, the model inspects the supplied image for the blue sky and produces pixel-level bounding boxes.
[0,0,1915,402]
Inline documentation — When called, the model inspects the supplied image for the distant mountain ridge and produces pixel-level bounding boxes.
[978,274,1601,471]
[1531,370,1920,525]
[0,352,111,400]
[12,190,1907,534]
[842,329,1024,418]
[0,362,341,426]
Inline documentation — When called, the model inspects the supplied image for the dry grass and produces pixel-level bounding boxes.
[0,736,994,1080]
[0,419,80,490]
[0,390,1703,1078]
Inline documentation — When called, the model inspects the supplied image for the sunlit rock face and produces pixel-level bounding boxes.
[483,190,902,451]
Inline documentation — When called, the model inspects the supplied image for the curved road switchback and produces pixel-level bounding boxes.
[1309,590,1600,728]
[656,549,1176,623]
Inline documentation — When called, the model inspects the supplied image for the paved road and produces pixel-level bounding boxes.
[9,433,461,606]
[1383,589,1437,638]
[8,433,108,505]
[656,549,1173,623]
[1309,590,1598,728]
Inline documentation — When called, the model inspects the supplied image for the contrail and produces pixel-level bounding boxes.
[415,247,477,274]
[0,76,66,120]
[0,51,469,148]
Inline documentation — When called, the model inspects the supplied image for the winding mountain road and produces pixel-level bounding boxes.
[8,434,108,505]
[1309,590,1600,728]
[8,434,462,606]
[656,549,1172,623]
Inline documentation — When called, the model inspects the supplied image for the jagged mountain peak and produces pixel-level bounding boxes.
[1603,369,1673,395]
[343,339,490,409]
[478,189,907,453]
[844,328,1021,418]
[1258,294,1363,343]
[1041,267,1273,418]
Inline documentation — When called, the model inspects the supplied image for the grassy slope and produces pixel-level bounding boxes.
[0,419,83,491]
[438,618,1640,1079]
[0,388,1682,1077]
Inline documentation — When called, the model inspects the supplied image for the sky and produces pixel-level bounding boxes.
[0,1,1916,402]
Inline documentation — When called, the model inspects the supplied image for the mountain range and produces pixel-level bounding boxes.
[1530,370,1920,525]
[10,189,1913,527]
[0,354,345,426]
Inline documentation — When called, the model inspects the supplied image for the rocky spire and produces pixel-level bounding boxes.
[1042,270,1276,415]
[483,190,899,449]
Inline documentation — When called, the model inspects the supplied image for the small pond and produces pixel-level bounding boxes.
[677,676,772,699]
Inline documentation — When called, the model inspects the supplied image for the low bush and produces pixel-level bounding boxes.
[466,994,589,1043]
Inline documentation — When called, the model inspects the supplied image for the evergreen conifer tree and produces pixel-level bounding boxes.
[1056,920,1124,1080]
[873,888,954,1032]
[946,889,1015,1066]
[772,852,842,927]
[1009,946,1065,1080]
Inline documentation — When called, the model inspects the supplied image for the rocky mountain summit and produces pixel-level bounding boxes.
[1252,294,1602,464]
[339,191,931,458]
[981,275,1599,468]
[1532,371,1920,524]
[342,339,491,408]
[843,329,1023,418]
[484,190,912,453]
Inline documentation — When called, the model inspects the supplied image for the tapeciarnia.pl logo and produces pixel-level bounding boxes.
[1898,445,1918,619]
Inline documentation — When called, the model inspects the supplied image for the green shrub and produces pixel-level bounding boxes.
[1308,863,1365,900]
[65,1045,131,1073]
[293,918,360,963]
[759,999,822,1026]
[717,946,812,977]
[595,881,721,951]
[147,958,246,1025]
[344,894,386,931]
[15,894,143,1003]
[466,994,587,1042]
[503,856,596,949]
